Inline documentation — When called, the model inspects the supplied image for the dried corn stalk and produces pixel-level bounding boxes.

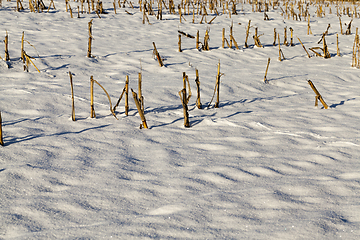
[152,42,164,67]
[125,75,129,116]
[345,19,353,35]
[203,28,210,51]
[308,80,328,109]
[195,69,202,109]
[23,52,40,72]
[322,35,331,59]
[21,32,25,63]
[337,34,341,57]
[297,37,311,58]
[69,71,75,121]
[244,20,251,48]
[253,27,263,47]
[131,89,148,129]
[273,28,276,46]
[208,61,221,108]
[283,27,289,46]
[87,20,93,58]
[179,88,190,127]
[289,27,294,46]
[278,34,285,61]
[138,72,144,112]
[4,31,10,61]
[178,34,182,52]
[0,111,3,146]
[263,58,270,83]
[90,76,118,119]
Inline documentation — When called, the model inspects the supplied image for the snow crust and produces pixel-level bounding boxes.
[1,0,360,238]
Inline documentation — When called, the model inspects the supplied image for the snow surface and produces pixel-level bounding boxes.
[1,0,360,239]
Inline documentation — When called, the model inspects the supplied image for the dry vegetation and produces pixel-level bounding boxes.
[1,0,360,139]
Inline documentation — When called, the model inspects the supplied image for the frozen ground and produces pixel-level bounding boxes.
[1,0,360,239]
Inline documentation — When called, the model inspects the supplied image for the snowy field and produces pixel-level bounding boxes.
[1,0,360,239]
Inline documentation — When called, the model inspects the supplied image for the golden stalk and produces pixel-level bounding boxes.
[229,21,233,48]
[297,37,311,58]
[339,17,343,35]
[263,58,270,83]
[96,9,101,18]
[278,33,282,61]
[244,20,251,48]
[352,29,358,67]
[196,30,199,49]
[185,74,192,103]
[307,15,312,35]
[208,16,216,24]
[91,76,118,119]
[337,34,341,56]
[113,86,126,112]
[222,28,225,48]
[24,54,29,71]
[29,0,35,12]
[357,33,360,68]
[253,27,262,48]
[308,80,328,109]
[230,21,233,48]
[178,34,182,52]
[90,76,96,118]
[69,71,75,121]
[152,42,164,67]
[215,60,220,108]
[138,72,142,102]
[203,28,210,51]
[290,27,294,46]
[69,4,73,18]
[139,72,144,112]
[322,35,331,59]
[273,28,276,46]
[0,111,3,146]
[224,38,231,48]
[142,6,146,24]
[179,5,182,23]
[345,19,353,35]
[195,69,202,109]
[18,0,24,10]
[283,27,288,46]
[309,47,323,57]
[230,35,239,50]
[87,20,93,58]
[183,72,187,92]
[199,14,205,24]
[179,88,190,127]
[23,52,40,73]
[125,75,129,116]
[5,31,10,61]
[131,89,148,129]
[48,0,56,12]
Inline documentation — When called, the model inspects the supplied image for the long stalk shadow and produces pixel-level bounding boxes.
[149,117,183,129]
[3,124,110,146]
[3,117,46,126]
[330,98,355,108]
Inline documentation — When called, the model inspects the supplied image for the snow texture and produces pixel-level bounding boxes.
[1,0,360,239]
